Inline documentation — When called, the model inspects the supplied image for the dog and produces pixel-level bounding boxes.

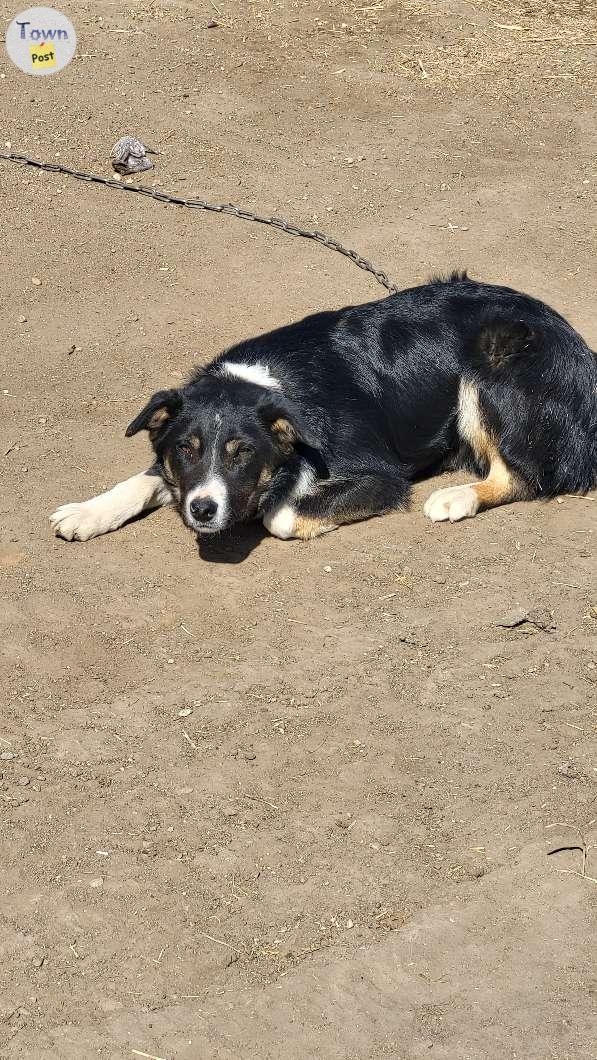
[50,273,597,544]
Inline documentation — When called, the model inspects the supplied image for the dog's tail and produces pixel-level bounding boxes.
[469,319,597,494]
[471,320,539,374]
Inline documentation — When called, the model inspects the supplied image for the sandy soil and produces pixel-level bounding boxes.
[1,1,596,1056]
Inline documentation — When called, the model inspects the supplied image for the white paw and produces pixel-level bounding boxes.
[50,499,113,541]
[262,504,297,540]
[423,484,480,523]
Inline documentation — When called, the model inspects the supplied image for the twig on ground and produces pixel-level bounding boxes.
[132,1051,169,1060]
[196,929,237,950]
[181,729,197,750]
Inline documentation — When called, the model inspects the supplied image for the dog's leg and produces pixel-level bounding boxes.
[424,381,528,523]
[423,454,526,522]
[263,473,408,540]
[50,469,172,541]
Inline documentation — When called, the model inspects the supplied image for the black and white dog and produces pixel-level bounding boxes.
[50,273,597,544]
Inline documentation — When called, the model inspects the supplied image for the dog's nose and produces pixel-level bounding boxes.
[190,497,218,523]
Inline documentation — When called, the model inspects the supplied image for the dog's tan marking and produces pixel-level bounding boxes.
[293,515,337,540]
[225,438,241,455]
[473,451,527,509]
[148,406,171,436]
[258,465,273,487]
[458,381,492,464]
[163,454,182,501]
[270,417,298,450]
[425,381,528,522]
[188,434,202,452]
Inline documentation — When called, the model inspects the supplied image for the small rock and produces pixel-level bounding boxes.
[31,277,42,286]
[18,315,27,323]
[222,807,239,818]
[495,607,528,628]
[111,135,155,175]
[558,762,581,780]
[346,919,354,929]
[323,565,332,573]
[178,708,193,717]
[335,813,353,829]
[206,18,219,28]
[89,877,104,888]
[18,776,30,786]
[0,751,16,761]
[495,606,555,633]
[241,749,256,761]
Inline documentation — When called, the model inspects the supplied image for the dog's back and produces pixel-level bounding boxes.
[212,274,597,496]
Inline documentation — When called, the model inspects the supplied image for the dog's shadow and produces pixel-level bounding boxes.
[196,520,268,564]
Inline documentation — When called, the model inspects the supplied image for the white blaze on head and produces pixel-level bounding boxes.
[219,362,281,390]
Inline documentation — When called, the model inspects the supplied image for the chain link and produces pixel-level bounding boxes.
[0,150,398,295]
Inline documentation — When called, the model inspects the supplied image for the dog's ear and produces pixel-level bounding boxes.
[125,389,182,438]
[257,394,315,452]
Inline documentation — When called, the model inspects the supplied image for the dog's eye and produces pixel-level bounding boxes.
[233,444,254,463]
[176,442,195,459]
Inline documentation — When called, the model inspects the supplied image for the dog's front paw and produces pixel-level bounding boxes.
[263,506,336,540]
[423,484,479,523]
[50,500,109,541]
[262,504,297,540]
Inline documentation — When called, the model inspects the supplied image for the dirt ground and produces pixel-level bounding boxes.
[1,0,596,1056]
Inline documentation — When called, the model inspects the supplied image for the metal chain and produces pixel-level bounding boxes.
[0,150,398,295]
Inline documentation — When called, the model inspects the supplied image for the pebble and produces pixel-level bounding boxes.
[494,607,528,628]
[18,315,27,324]
[178,708,193,717]
[558,762,580,779]
[31,277,42,286]
[222,807,239,818]
[0,751,16,760]
[323,565,332,573]
[18,777,30,786]
[89,877,104,888]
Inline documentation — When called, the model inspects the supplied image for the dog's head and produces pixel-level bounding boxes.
[126,377,312,534]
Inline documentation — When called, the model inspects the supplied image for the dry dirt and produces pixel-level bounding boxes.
[1,1,596,1057]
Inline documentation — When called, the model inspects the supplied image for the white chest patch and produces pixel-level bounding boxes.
[219,361,281,390]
